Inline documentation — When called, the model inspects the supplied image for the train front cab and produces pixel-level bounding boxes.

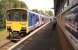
[6,9,28,40]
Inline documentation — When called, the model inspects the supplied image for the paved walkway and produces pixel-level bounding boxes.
[20,22,62,50]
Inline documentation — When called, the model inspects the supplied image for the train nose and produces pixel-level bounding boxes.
[11,22,22,31]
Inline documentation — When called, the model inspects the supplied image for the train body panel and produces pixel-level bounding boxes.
[28,11,40,32]
[6,21,26,31]
[6,9,28,33]
[6,8,50,40]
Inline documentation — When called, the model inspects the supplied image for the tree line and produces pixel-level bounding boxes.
[32,9,53,16]
[0,0,28,28]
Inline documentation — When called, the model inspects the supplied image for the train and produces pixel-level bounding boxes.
[57,4,78,50]
[6,8,50,40]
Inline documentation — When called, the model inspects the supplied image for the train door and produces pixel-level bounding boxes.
[38,15,41,26]
[28,12,34,31]
[32,14,39,28]
[32,14,36,26]
[28,12,33,27]
[39,15,42,26]
[28,13,37,30]
[42,17,45,24]
[35,15,39,27]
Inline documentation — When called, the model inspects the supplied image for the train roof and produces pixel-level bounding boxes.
[7,8,51,18]
[28,11,40,15]
[28,11,49,18]
[7,8,28,11]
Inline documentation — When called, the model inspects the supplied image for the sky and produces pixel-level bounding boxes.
[20,0,54,14]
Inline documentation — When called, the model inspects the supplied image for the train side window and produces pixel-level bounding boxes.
[36,15,39,22]
[8,13,14,21]
[33,14,35,16]
[42,18,44,21]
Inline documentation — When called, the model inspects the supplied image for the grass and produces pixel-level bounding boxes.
[0,29,8,42]
[0,28,5,31]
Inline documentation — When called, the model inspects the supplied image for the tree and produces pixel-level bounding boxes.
[20,1,28,9]
[31,9,53,16]
[39,10,44,15]
[32,9,39,13]
[0,0,28,28]
[48,11,53,16]
[45,10,53,16]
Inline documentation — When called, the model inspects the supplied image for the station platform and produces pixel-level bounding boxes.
[21,22,62,50]
[9,23,62,50]
[9,22,74,50]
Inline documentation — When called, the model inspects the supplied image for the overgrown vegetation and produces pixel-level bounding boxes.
[0,0,28,43]
[32,9,53,16]
[0,0,28,28]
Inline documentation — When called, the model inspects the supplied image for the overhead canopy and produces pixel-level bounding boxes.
[54,0,66,16]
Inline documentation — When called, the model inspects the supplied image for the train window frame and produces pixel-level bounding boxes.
[6,9,27,21]
[42,17,44,21]
[35,15,39,22]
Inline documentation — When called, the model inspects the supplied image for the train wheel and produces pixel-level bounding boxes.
[23,32,28,36]
[13,31,21,39]
[7,32,12,39]
[9,32,15,40]
[20,31,27,37]
[10,32,20,42]
[7,32,13,40]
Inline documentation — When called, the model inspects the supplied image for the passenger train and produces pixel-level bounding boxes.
[6,8,50,40]
[57,4,78,50]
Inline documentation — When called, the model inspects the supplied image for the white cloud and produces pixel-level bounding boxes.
[20,0,54,10]
[20,0,54,14]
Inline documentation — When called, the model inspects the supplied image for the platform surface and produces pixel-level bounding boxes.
[15,22,62,50]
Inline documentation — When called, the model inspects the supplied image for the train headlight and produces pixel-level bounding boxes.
[7,26,11,29]
[21,27,26,31]
[7,26,12,32]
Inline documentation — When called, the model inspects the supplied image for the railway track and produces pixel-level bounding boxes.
[0,37,25,50]
[0,22,50,50]
[9,22,62,50]
[0,41,14,50]
[8,22,50,50]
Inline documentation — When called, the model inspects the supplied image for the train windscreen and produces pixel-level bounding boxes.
[7,9,27,21]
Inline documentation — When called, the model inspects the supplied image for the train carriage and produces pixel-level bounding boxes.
[6,8,28,39]
[28,11,41,32]
[6,8,50,40]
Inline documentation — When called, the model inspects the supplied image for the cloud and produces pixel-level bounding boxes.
[20,0,54,10]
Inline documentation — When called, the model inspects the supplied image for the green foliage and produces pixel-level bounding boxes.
[45,10,53,16]
[32,9,45,15]
[32,9,53,16]
[20,1,28,9]
[47,11,53,16]
[0,0,28,28]
[32,9,39,13]
[39,10,45,15]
